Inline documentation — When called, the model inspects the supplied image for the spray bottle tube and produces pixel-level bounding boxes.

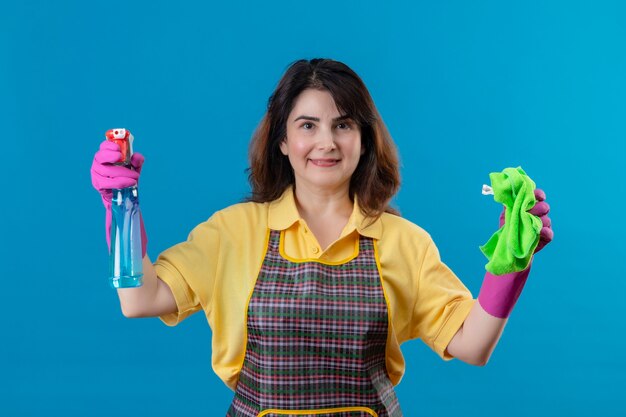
[106,128,144,288]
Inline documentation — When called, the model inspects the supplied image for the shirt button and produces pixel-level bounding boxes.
[312,247,319,254]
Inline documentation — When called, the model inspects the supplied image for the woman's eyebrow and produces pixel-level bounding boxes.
[293,115,351,122]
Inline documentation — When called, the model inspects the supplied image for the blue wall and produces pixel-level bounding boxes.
[2,1,624,415]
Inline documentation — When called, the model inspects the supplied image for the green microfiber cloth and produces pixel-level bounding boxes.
[480,167,543,275]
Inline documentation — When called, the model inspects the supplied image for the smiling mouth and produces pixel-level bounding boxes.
[309,159,340,167]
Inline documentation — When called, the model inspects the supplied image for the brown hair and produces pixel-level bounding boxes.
[247,58,400,218]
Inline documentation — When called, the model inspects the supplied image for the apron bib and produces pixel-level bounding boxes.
[227,230,402,417]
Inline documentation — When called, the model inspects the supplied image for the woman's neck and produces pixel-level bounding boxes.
[292,182,353,221]
[292,183,354,250]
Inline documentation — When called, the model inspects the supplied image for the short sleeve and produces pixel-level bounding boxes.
[412,240,475,360]
[154,216,221,326]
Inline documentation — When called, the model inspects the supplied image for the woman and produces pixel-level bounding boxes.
[91,58,553,417]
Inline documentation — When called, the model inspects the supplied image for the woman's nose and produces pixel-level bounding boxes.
[316,130,337,150]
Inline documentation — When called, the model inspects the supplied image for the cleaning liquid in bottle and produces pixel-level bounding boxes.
[106,128,144,288]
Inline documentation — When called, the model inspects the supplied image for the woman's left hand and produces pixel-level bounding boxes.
[529,188,553,253]
[498,188,553,253]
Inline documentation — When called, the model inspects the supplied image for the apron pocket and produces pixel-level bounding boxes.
[259,406,378,417]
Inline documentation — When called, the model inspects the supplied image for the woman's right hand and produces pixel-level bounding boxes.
[91,140,174,318]
[90,139,145,252]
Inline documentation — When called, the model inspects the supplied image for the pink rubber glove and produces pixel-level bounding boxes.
[478,188,553,318]
[90,140,147,257]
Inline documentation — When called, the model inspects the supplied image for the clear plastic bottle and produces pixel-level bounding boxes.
[106,128,144,288]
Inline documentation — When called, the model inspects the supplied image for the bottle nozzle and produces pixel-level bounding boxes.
[105,128,134,166]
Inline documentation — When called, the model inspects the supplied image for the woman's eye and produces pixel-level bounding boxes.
[302,122,314,130]
[337,122,351,130]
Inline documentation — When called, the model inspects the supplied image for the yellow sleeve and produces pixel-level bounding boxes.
[412,239,475,360]
[154,216,221,326]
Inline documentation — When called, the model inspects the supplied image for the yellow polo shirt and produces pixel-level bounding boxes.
[154,187,475,391]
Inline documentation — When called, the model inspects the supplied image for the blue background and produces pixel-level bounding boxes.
[2,1,625,416]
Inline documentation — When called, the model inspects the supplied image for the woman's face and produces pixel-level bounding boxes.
[281,89,362,193]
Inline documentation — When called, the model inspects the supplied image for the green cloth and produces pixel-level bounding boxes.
[480,167,543,275]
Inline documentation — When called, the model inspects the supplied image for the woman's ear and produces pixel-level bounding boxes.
[279,137,288,156]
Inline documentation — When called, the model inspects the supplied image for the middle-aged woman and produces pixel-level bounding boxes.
[91,58,553,416]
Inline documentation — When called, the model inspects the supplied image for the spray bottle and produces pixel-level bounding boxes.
[106,128,144,288]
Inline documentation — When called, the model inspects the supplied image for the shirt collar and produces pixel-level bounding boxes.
[268,186,382,239]
[268,186,301,231]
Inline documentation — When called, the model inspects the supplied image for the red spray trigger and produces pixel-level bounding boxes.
[105,128,134,166]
